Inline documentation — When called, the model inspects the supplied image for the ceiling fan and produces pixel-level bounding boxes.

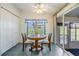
[34,3,46,14]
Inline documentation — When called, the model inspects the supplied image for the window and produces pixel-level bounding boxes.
[76,23,79,41]
[60,26,67,44]
[71,23,79,41]
[71,23,76,41]
[25,19,47,35]
[57,22,68,44]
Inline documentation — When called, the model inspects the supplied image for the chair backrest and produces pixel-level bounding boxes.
[21,33,27,42]
[48,33,52,42]
[24,33,27,40]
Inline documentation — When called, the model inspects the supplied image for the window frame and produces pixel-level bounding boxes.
[25,19,47,36]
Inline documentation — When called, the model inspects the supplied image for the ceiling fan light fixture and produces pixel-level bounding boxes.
[36,9,43,14]
[34,3,45,14]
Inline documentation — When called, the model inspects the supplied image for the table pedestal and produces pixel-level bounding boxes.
[29,40,43,51]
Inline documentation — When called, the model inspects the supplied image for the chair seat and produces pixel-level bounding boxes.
[40,39,49,43]
[24,40,34,43]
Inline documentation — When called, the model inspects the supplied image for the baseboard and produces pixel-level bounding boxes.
[18,42,22,44]
[1,43,20,56]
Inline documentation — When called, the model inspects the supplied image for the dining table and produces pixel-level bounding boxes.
[27,34,46,51]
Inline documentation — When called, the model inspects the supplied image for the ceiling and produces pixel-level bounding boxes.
[14,3,67,15]
[65,6,79,17]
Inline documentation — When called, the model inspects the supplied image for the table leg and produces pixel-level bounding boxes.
[29,40,43,51]
[35,40,38,50]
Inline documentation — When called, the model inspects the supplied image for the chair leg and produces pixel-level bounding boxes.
[25,44,27,48]
[48,44,51,51]
[41,43,43,50]
[30,42,34,51]
[22,44,24,51]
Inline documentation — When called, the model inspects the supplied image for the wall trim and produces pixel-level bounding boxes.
[1,6,22,19]
[1,43,20,56]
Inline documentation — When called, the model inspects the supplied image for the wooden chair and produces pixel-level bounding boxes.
[41,33,52,51]
[21,33,34,51]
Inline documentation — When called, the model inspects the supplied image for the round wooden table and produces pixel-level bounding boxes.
[27,34,46,51]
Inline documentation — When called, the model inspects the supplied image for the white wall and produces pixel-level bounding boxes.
[0,5,1,55]
[0,4,21,55]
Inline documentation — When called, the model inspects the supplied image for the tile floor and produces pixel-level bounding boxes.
[2,43,72,56]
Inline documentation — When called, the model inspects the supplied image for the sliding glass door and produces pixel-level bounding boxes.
[70,23,79,41]
[59,22,79,48]
[60,26,68,45]
[57,23,68,48]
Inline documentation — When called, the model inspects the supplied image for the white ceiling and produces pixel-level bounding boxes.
[66,6,79,17]
[14,3,67,15]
